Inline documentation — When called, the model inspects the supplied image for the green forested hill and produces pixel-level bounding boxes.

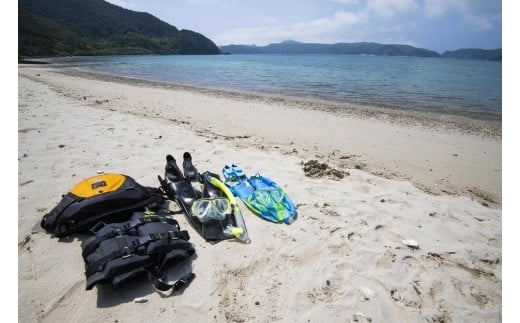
[440,48,502,61]
[220,40,440,57]
[220,40,502,60]
[19,0,221,56]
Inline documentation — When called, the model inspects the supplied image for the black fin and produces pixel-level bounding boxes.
[182,152,199,182]
[165,155,184,181]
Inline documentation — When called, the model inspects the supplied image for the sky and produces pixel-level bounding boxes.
[105,0,502,53]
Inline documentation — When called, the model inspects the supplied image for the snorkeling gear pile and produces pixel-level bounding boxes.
[40,152,297,295]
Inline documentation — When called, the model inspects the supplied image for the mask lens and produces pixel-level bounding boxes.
[214,198,231,213]
[205,206,219,221]
[191,198,228,222]
[192,200,209,217]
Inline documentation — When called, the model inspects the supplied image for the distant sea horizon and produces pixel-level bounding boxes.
[50,54,502,120]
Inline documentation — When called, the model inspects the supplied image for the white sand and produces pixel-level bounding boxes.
[18,66,501,322]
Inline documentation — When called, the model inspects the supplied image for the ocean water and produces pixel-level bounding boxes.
[51,54,502,119]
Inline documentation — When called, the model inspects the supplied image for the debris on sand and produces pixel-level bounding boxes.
[302,160,349,180]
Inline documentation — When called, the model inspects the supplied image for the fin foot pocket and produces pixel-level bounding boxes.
[183,152,199,182]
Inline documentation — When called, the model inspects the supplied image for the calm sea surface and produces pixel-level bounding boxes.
[51,54,502,119]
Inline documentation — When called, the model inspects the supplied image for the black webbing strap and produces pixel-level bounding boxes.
[81,226,125,258]
[72,196,166,235]
[85,236,137,276]
[153,272,196,292]
[85,228,188,277]
[82,214,177,258]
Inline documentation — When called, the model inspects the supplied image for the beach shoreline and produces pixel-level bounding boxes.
[18,64,502,322]
[57,66,502,136]
[19,65,502,206]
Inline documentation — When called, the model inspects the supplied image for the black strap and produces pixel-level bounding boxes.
[153,272,196,292]
[81,226,124,258]
[71,197,162,235]
[84,228,190,276]
[85,236,138,276]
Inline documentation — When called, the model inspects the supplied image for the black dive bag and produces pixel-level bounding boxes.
[81,210,195,291]
[41,173,165,237]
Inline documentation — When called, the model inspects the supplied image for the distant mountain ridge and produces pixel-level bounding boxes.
[19,0,221,56]
[221,40,439,57]
[220,40,501,60]
[440,48,501,61]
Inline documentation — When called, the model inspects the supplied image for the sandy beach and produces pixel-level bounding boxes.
[18,65,502,322]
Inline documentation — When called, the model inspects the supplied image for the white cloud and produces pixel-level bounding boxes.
[186,0,221,5]
[329,0,359,4]
[424,0,455,18]
[263,16,280,25]
[463,13,494,31]
[365,0,418,18]
[293,11,363,33]
[215,10,365,45]
[424,0,498,31]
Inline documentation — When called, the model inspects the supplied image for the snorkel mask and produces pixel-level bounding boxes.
[191,197,231,222]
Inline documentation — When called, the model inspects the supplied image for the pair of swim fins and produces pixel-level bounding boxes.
[222,164,298,224]
[158,153,249,243]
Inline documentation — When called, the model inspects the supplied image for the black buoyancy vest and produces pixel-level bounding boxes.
[81,210,195,291]
[41,173,167,237]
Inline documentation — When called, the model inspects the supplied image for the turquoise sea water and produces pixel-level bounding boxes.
[52,54,502,119]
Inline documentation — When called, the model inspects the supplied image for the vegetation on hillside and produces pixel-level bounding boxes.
[220,40,440,57]
[441,48,501,61]
[220,40,501,60]
[19,0,221,57]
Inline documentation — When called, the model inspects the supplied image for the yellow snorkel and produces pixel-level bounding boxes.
[209,176,251,244]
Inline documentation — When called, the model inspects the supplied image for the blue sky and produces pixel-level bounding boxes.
[105,0,502,53]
